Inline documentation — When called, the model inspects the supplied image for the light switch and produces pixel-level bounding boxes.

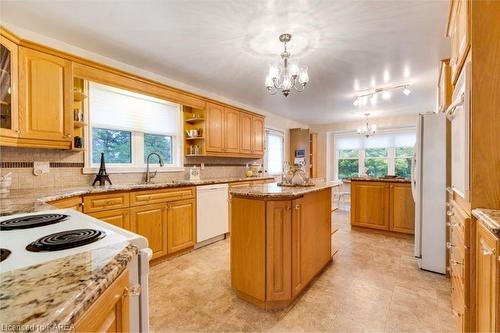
[33,161,50,176]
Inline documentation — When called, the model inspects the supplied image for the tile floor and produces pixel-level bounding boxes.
[149,210,457,332]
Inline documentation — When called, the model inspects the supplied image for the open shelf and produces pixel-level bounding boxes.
[185,117,205,123]
[185,154,206,157]
[186,136,205,140]
[71,147,86,152]
[74,91,87,102]
[74,121,88,128]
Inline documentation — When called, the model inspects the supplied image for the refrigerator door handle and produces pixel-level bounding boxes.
[410,147,417,201]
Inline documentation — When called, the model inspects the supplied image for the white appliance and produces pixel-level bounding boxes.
[447,60,470,200]
[0,209,152,332]
[411,112,447,274]
[196,183,229,244]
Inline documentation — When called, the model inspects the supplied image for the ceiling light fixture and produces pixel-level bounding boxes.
[265,33,309,97]
[357,113,377,138]
[353,82,411,107]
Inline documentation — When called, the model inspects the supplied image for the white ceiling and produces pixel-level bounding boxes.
[0,0,450,125]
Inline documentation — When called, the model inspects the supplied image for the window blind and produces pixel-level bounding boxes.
[265,129,284,175]
[89,82,180,135]
[335,129,416,150]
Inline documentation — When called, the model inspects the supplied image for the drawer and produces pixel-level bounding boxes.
[448,198,471,246]
[88,208,130,230]
[229,182,252,188]
[450,263,465,315]
[130,187,195,206]
[49,196,83,211]
[83,192,130,213]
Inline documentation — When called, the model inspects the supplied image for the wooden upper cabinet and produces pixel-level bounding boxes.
[475,221,499,333]
[224,107,239,153]
[251,116,264,154]
[74,269,130,333]
[167,198,196,253]
[389,183,415,234]
[351,181,390,231]
[0,35,19,139]
[239,112,252,154]
[18,47,72,144]
[438,59,452,113]
[130,203,168,260]
[206,102,225,152]
[448,0,469,83]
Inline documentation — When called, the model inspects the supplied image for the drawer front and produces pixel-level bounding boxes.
[130,187,195,206]
[83,192,130,213]
[88,208,130,230]
[451,263,465,315]
[229,182,251,188]
[449,198,470,246]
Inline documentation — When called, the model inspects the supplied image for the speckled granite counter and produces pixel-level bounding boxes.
[0,176,275,216]
[472,208,500,235]
[0,242,137,332]
[229,181,335,199]
[350,177,411,183]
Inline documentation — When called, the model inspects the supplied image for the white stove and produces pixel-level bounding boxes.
[0,209,152,332]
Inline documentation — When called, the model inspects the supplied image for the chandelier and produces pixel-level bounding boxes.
[265,33,309,97]
[357,113,377,138]
[353,83,411,107]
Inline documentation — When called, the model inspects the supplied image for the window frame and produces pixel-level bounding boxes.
[83,84,184,174]
[264,128,285,176]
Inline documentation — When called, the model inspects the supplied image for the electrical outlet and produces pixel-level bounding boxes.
[200,163,205,170]
[33,161,50,176]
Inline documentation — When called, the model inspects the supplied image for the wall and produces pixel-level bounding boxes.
[0,24,307,190]
[309,114,418,180]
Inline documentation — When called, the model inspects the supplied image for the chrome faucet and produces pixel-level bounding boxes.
[145,152,164,183]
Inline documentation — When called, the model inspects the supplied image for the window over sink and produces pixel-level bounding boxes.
[84,82,182,173]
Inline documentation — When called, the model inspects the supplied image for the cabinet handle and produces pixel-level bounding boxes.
[451,309,461,318]
[446,242,455,249]
[295,205,300,210]
[450,260,462,266]
[64,134,71,138]
[105,201,117,206]
[286,206,291,210]
[123,284,141,297]
[446,222,458,228]
[446,210,454,217]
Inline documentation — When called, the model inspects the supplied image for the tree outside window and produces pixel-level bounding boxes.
[365,148,388,178]
[395,147,413,179]
[338,149,359,179]
[144,133,172,164]
[92,128,132,164]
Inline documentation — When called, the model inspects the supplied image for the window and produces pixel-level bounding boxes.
[365,148,388,178]
[265,129,284,175]
[395,147,413,178]
[334,129,416,180]
[86,82,182,172]
[338,149,359,179]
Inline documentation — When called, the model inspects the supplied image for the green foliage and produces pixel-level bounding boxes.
[365,158,388,178]
[396,147,413,157]
[92,128,131,164]
[338,159,358,179]
[365,148,387,158]
[339,149,359,159]
[395,158,412,179]
[144,134,172,164]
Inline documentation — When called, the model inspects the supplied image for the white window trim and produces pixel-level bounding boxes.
[83,110,184,174]
[264,128,285,176]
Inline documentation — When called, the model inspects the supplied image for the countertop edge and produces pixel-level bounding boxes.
[229,183,335,199]
[472,208,500,233]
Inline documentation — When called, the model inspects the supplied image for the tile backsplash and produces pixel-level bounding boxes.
[0,147,262,190]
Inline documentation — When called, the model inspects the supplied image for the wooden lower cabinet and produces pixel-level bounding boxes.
[351,181,390,230]
[48,196,82,211]
[475,221,499,333]
[266,200,292,301]
[167,199,196,253]
[389,183,415,234]
[89,208,130,230]
[74,269,129,333]
[130,203,168,260]
[351,180,414,234]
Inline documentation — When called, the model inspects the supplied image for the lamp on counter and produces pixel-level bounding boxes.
[92,152,112,186]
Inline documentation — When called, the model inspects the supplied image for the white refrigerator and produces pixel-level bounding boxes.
[411,112,447,274]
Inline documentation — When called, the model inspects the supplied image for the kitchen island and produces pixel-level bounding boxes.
[229,181,334,310]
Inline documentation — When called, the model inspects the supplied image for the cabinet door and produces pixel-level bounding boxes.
[18,47,72,143]
[266,200,291,301]
[0,35,19,139]
[438,59,451,113]
[74,269,129,333]
[476,222,499,333]
[89,208,130,230]
[389,183,415,234]
[49,196,82,211]
[239,112,252,154]
[167,199,196,254]
[206,102,224,152]
[224,107,239,153]
[130,203,168,260]
[251,116,264,154]
[351,181,390,230]
[450,0,469,83]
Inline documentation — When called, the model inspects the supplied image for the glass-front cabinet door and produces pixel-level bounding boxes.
[0,35,18,138]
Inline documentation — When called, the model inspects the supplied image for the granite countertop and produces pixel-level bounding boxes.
[0,242,137,332]
[0,176,275,216]
[350,177,411,183]
[472,208,500,234]
[229,180,336,199]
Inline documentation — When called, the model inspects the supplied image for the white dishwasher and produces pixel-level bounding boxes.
[196,183,229,246]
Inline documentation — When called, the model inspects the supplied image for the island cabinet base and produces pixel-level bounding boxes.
[230,188,332,310]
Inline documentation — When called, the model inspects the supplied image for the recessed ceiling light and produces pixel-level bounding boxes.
[403,85,411,95]
[382,91,391,100]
